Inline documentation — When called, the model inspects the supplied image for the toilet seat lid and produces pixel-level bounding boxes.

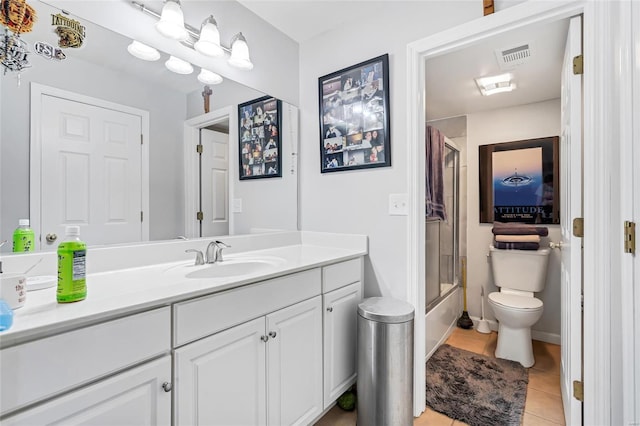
[488,292,543,309]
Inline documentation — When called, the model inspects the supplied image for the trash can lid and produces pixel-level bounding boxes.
[358,297,415,323]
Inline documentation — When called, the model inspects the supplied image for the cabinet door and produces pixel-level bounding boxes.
[174,317,267,426]
[2,356,171,425]
[323,281,362,408]
[266,296,323,426]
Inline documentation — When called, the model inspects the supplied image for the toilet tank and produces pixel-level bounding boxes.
[489,246,550,292]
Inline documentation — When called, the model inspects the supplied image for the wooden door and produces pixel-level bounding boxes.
[39,93,143,249]
[560,14,583,426]
[200,128,229,237]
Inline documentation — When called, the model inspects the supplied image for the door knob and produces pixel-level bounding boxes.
[268,331,277,338]
[46,233,57,243]
[260,335,269,342]
[161,382,172,392]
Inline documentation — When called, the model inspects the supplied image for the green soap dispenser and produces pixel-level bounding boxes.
[13,219,35,252]
[57,225,87,303]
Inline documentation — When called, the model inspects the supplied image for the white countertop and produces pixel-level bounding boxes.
[0,236,367,348]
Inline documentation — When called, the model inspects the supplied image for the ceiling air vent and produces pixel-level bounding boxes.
[495,44,531,69]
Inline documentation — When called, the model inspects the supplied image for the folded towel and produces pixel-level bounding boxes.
[493,241,540,250]
[495,234,541,243]
[492,222,549,236]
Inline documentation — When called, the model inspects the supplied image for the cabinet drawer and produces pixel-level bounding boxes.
[173,268,321,347]
[322,258,362,293]
[0,307,171,416]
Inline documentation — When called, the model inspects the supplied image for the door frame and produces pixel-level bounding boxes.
[183,106,235,239]
[406,1,632,422]
[29,83,150,249]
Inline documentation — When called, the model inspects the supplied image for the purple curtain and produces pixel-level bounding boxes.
[426,125,447,221]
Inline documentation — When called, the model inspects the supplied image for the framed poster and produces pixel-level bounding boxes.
[318,54,391,173]
[479,136,560,224]
[238,96,282,180]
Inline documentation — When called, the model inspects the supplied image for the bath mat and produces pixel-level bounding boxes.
[426,344,529,426]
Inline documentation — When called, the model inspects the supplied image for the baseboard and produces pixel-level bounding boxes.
[531,330,561,345]
[469,315,561,345]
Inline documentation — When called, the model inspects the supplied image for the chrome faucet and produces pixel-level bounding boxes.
[205,240,231,264]
[185,249,205,265]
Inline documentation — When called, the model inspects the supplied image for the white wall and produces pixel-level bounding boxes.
[299,1,481,299]
[466,99,562,337]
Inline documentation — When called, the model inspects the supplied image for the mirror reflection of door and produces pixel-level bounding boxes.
[35,86,148,250]
[199,128,229,237]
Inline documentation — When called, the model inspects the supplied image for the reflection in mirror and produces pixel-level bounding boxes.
[0,0,298,253]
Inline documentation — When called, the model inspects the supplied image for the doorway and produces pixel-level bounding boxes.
[406,2,589,421]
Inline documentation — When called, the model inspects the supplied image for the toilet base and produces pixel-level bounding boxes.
[495,323,535,368]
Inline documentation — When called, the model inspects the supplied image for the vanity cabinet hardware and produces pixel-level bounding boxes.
[46,233,57,243]
[268,331,277,338]
[162,382,173,392]
[261,335,269,342]
[326,307,333,312]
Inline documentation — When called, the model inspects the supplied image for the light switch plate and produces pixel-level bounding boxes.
[389,193,408,216]
[232,198,243,213]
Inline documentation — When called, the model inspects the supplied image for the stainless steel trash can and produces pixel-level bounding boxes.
[357,297,414,426]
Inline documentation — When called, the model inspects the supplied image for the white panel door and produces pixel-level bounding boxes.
[174,317,267,426]
[40,94,142,249]
[200,128,229,237]
[560,15,583,426]
[322,282,361,408]
[2,357,171,425]
[266,296,323,426]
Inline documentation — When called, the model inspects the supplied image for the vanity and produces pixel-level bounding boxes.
[0,231,367,425]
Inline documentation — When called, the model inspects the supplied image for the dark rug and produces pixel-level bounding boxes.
[426,344,529,426]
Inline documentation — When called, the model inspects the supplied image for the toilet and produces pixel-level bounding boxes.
[488,245,550,368]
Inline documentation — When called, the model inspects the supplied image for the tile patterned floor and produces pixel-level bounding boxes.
[315,328,565,426]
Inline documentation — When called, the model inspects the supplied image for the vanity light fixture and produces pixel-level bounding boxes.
[155,0,188,41]
[197,68,223,85]
[194,16,224,58]
[165,55,193,74]
[475,73,516,96]
[127,40,161,61]
[131,1,254,70]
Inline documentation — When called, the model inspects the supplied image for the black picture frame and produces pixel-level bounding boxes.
[318,54,391,173]
[479,136,560,224]
[238,96,282,180]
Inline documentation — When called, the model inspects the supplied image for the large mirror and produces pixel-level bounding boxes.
[0,0,299,253]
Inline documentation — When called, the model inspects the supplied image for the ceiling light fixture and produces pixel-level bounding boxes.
[165,55,193,74]
[198,68,223,85]
[127,40,161,61]
[475,73,516,96]
[131,1,254,71]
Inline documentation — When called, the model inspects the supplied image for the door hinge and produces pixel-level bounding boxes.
[573,380,584,402]
[624,221,636,254]
[140,134,143,145]
[196,211,203,221]
[573,55,584,75]
[140,211,143,222]
[573,217,584,238]
[196,144,203,154]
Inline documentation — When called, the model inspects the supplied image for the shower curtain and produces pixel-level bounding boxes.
[426,125,447,221]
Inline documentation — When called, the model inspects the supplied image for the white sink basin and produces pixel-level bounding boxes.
[183,256,286,279]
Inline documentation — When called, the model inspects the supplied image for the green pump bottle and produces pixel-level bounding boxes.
[57,225,87,303]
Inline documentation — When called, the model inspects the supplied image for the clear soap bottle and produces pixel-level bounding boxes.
[12,219,35,252]
[57,225,87,303]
